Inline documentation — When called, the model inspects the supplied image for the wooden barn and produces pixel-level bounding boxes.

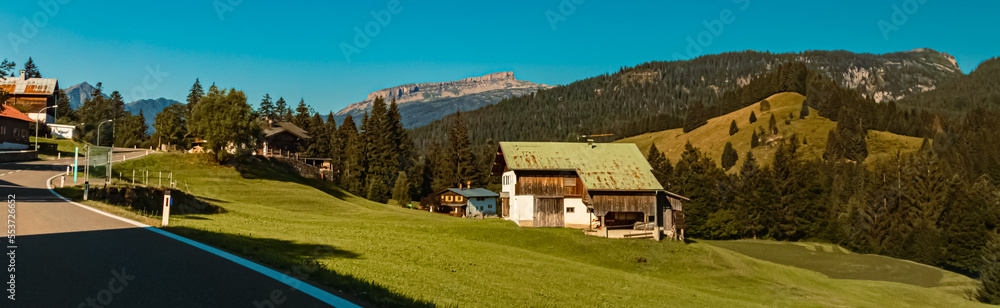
[429,185,500,218]
[0,71,58,123]
[259,121,310,156]
[493,141,687,241]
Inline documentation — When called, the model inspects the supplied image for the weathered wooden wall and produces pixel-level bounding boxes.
[533,197,564,227]
[590,192,656,217]
[515,171,581,197]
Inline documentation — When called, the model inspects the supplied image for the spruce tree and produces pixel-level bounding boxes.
[186,78,204,113]
[22,57,41,78]
[977,234,1000,304]
[721,142,739,171]
[647,144,673,190]
[768,114,778,135]
[800,101,810,119]
[274,97,289,121]
[258,94,275,120]
[338,115,364,194]
[447,111,474,186]
[751,130,759,148]
[292,99,311,129]
[750,111,757,123]
[729,120,739,136]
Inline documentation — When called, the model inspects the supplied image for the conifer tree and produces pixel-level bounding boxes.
[186,78,204,113]
[647,144,673,190]
[750,111,757,123]
[977,234,1000,304]
[22,57,41,78]
[292,99,311,129]
[258,94,275,120]
[768,114,778,135]
[751,130,759,148]
[721,142,739,171]
[800,101,810,119]
[338,115,364,194]
[446,111,474,187]
[274,97,289,121]
[729,120,739,136]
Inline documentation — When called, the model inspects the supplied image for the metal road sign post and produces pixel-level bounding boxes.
[73,147,78,183]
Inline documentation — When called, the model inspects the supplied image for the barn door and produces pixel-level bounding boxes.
[533,197,565,227]
[502,198,510,218]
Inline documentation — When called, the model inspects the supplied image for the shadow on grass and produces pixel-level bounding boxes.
[236,156,352,200]
[163,226,434,308]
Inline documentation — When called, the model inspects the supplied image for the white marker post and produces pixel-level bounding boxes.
[161,190,172,227]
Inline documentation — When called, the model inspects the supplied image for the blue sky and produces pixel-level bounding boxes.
[1,0,997,114]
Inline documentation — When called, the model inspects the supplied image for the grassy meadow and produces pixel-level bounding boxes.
[53,153,988,307]
[617,92,925,171]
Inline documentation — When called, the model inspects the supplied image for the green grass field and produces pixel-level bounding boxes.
[55,153,988,307]
[701,240,978,297]
[29,136,88,159]
[617,92,924,171]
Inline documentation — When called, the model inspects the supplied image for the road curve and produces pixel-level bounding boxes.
[5,150,359,307]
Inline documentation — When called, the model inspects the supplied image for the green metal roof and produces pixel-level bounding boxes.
[496,142,664,191]
[447,188,500,198]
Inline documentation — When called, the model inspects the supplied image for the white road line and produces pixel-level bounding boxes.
[44,173,359,308]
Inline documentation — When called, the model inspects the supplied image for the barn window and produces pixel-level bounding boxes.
[445,196,453,202]
[488,204,492,208]
[456,196,463,202]
[566,207,575,213]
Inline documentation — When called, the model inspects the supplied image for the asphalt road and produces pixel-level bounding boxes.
[4,149,356,307]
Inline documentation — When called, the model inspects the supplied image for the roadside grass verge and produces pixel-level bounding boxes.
[30,136,89,160]
[51,153,989,307]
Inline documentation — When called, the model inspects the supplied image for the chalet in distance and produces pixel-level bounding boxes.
[259,120,310,156]
[492,141,687,240]
[0,70,58,123]
[0,106,35,150]
[430,184,500,218]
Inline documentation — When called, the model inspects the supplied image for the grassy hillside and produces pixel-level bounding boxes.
[51,153,991,307]
[702,240,977,298]
[618,92,924,170]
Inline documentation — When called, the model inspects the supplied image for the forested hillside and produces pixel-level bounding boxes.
[411,49,960,149]
[898,57,1000,113]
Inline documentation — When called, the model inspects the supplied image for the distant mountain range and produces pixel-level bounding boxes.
[333,71,553,128]
[125,98,181,134]
[63,82,108,110]
[411,48,967,149]
[63,82,181,134]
